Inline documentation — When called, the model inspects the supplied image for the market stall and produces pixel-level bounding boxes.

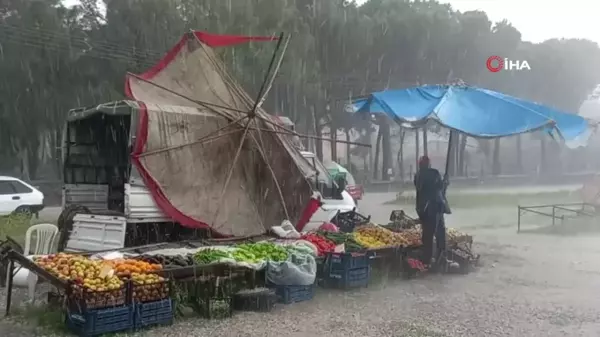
[0,204,482,336]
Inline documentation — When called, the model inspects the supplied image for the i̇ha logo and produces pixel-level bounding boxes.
[486,55,531,72]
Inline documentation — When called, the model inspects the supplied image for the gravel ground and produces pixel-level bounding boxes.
[2,192,600,337]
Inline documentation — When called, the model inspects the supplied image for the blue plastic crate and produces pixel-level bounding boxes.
[325,266,370,289]
[326,252,371,272]
[134,299,174,330]
[66,305,133,337]
[269,284,315,304]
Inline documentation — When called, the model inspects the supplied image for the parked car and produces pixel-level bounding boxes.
[0,176,44,217]
[325,161,364,204]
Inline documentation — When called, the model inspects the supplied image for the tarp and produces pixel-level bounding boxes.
[125,31,315,237]
[352,85,591,148]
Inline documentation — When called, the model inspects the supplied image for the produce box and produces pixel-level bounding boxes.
[68,283,127,311]
[132,277,170,303]
[326,251,371,272]
[196,297,233,319]
[324,266,370,289]
[233,288,276,312]
[268,283,315,304]
[65,305,133,337]
[134,298,174,329]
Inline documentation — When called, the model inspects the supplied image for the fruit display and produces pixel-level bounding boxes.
[318,231,364,251]
[194,249,233,265]
[396,226,422,247]
[137,254,195,268]
[34,253,124,286]
[353,224,410,249]
[447,228,473,246]
[386,210,420,230]
[233,242,288,263]
[34,253,127,309]
[300,233,336,256]
[109,259,162,277]
[131,272,169,302]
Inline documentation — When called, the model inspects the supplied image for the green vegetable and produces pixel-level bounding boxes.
[318,231,365,251]
[233,242,288,263]
[193,249,231,265]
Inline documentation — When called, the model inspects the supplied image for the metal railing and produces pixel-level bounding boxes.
[517,203,596,232]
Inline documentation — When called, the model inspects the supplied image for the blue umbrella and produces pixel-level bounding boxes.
[352,84,593,214]
[352,85,591,147]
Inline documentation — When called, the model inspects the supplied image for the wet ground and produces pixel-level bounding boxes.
[2,189,600,336]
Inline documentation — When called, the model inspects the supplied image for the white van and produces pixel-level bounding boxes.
[300,151,356,232]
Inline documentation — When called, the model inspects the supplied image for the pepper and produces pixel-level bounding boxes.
[301,233,336,256]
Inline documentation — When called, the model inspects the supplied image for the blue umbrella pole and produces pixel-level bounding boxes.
[442,131,455,214]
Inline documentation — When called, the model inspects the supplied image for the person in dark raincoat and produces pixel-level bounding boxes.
[413,155,446,267]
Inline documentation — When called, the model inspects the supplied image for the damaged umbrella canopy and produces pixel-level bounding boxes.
[122,30,315,237]
[351,84,593,147]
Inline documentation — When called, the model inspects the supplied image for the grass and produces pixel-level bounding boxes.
[0,213,36,246]
[384,190,579,209]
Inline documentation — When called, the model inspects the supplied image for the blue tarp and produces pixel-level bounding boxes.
[352,85,591,147]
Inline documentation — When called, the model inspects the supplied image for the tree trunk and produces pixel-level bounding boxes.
[540,136,546,175]
[311,105,323,161]
[415,130,420,169]
[447,132,457,177]
[345,129,351,166]
[381,122,391,180]
[422,128,428,156]
[516,134,522,174]
[373,127,383,180]
[458,134,468,176]
[492,138,501,175]
[397,128,405,182]
[330,124,338,163]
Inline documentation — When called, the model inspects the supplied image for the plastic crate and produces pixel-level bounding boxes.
[233,289,276,312]
[326,252,371,272]
[195,298,233,319]
[330,209,371,233]
[324,266,370,289]
[132,279,170,303]
[68,284,128,311]
[269,284,315,304]
[134,298,174,329]
[66,305,133,337]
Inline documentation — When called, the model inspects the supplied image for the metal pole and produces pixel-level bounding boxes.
[5,259,14,316]
[552,206,556,226]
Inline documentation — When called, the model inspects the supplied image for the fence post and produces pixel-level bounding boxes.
[552,206,556,226]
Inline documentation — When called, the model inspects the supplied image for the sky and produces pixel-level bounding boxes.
[438,0,598,43]
[63,0,599,43]
[355,0,598,43]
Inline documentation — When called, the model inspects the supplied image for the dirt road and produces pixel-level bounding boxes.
[3,192,600,336]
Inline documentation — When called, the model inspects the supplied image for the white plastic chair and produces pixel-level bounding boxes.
[6,223,59,302]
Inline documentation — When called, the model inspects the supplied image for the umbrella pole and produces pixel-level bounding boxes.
[444,131,454,182]
[442,131,455,214]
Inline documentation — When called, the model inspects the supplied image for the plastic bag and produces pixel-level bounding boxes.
[280,240,318,257]
[271,220,301,239]
[266,252,317,286]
